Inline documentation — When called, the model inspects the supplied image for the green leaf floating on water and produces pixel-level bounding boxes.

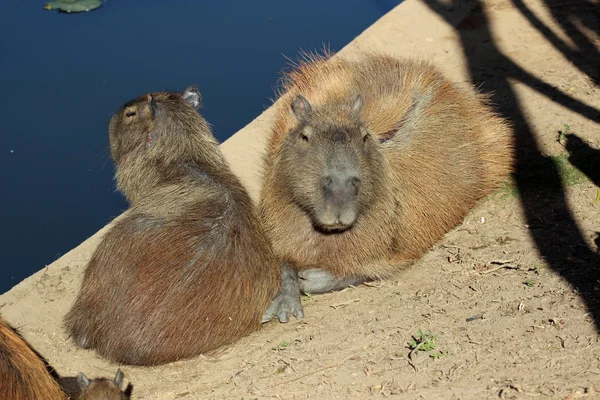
[44,0,103,13]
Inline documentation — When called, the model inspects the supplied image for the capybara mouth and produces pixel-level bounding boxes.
[314,220,354,234]
[312,207,358,234]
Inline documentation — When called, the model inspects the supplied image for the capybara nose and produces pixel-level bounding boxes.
[323,174,360,200]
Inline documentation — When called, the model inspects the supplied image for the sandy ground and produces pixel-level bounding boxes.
[1,0,599,399]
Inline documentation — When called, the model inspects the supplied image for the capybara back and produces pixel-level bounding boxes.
[64,87,280,365]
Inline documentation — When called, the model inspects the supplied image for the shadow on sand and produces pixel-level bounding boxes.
[421,0,600,330]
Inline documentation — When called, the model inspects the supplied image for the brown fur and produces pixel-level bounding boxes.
[60,369,131,400]
[260,52,514,279]
[64,87,280,365]
[78,379,128,400]
[0,315,67,400]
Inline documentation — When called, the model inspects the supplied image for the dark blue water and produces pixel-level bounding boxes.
[0,0,401,294]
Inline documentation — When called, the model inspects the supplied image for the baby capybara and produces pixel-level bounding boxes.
[64,86,280,365]
[60,369,131,400]
[259,52,514,319]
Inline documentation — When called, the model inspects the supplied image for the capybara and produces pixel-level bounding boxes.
[0,315,66,399]
[64,86,281,365]
[60,369,131,400]
[259,52,514,316]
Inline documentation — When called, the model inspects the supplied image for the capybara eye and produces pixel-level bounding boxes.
[301,134,309,142]
[125,111,136,117]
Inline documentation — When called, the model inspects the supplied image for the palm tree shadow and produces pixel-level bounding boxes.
[565,133,600,187]
[422,0,600,330]
[512,0,599,86]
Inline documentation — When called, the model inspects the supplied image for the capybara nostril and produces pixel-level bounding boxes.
[349,177,360,193]
[323,173,359,200]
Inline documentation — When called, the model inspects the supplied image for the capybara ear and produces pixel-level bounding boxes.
[351,95,363,114]
[147,94,157,119]
[291,95,312,121]
[77,372,91,390]
[182,86,202,109]
[114,369,124,389]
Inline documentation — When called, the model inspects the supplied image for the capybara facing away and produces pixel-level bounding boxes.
[64,86,280,365]
[259,52,514,304]
[0,315,66,400]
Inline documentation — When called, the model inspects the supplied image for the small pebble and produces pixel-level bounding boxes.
[466,314,483,322]
[480,217,485,223]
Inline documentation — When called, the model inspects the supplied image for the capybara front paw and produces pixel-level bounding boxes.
[261,289,304,324]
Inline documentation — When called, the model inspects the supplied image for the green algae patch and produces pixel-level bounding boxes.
[44,0,103,13]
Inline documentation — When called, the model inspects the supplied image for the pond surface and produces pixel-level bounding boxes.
[0,0,402,294]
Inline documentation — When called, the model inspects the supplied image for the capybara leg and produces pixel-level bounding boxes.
[65,314,95,349]
[262,262,304,324]
[70,327,94,349]
[298,268,363,293]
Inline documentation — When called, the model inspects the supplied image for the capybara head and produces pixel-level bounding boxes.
[108,86,209,166]
[107,86,219,202]
[276,94,385,232]
[77,369,131,400]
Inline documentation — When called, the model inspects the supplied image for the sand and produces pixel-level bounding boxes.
[1,0,599,398]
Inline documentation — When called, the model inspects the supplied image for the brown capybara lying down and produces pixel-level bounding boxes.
[260,52,514,321]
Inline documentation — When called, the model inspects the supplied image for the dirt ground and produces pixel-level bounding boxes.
[1,0,599,399]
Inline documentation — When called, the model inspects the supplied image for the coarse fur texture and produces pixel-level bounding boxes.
[74,369,131,399]
[64,87,280,365]
[0,315,67,400]
[260,51,514,283]
[60,369,132,400]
